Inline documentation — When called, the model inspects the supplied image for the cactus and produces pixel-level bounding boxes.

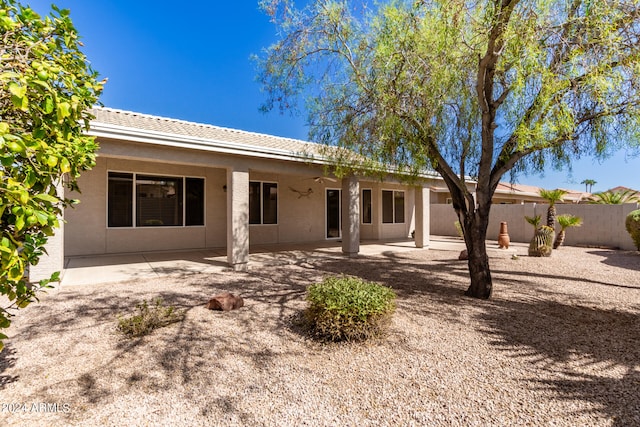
[625,209,640,251]
[528,225,554,257]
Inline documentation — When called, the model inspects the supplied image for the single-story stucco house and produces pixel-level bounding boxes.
[31,107,446,282]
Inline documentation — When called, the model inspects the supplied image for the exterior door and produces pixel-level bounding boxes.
[326,189,341,239]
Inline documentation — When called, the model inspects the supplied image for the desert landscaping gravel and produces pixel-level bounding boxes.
[1,246,639,426]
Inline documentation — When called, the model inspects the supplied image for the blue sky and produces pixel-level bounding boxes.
[26,0,640,193]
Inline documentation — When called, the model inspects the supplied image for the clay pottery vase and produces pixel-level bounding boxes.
[498,221,510,249]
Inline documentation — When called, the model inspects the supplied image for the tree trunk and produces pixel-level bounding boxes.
[547,205,556,229]
[553,229,565,249]
[462,210,492,299]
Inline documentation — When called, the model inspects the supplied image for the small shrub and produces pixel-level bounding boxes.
[304,275,396,342]
[117,298,185,337]
[626,209,640,250]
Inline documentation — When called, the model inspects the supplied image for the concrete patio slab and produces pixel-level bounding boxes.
[59,237,527,287]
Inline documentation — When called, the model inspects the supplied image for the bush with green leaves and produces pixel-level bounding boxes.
[304,275,396,342]
[0,1,104,351]
[117,298,185,338]
[626,209,640,251]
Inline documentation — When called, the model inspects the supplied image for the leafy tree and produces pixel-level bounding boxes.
[538,188,568,230]
[0,0,104,350]
[553,214,582,249]
[257,0,640,299]
[580,179,597,193]
[588,189,640,204]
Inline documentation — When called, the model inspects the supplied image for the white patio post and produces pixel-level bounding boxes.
[226,167,249,271]
[415,185,430,248]
[341,175,360,257]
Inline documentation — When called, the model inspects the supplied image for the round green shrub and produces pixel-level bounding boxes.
[304,275,396,342]
[625,209,640,250]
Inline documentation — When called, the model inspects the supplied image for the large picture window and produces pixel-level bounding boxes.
[249,181,278,225]
[108,172,205,228]
[382,190,405,224]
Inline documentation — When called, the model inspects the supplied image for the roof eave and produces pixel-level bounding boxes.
[88,121,328,165]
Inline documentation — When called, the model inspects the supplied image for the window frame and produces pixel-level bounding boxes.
[107,171,206,229]
[249,180,278,225]
[381,189,405,224]
[361,188,372,224]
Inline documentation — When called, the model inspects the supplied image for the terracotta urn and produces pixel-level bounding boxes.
[498,221,510,249]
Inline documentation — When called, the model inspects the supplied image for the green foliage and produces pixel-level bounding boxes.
[538,189,568,206]
[581,179,597,193]
[304,275,396,342]
[525,214,542,230]
[539,188,567,229]
[625,210,640,251]
[117,298,185,338]
[0,0,104,351]
[257,0,640,299]
[557,214,583,229]
[553,214,583,249]
[588,190,640,204]
[528,225,554,257]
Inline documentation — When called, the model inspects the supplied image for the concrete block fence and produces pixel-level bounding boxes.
[430,203,640,251]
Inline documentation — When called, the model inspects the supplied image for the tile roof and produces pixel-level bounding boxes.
[89,107,322,157]
[607,186,640,194]
[495,182,589,202]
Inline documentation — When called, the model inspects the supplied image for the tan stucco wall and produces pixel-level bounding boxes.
[65,157,227,256]
[64,138,431,256]
[430,202,640,250]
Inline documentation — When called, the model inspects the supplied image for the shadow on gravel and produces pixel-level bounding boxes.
[0,344,19,390]
[5,264,321,420]
[5,248,639,424]
[490,268,640,291]
[588,250,640,273]
[478,298,640,426]
[315,251,640,425]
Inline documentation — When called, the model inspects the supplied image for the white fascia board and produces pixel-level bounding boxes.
[88,122,328,165]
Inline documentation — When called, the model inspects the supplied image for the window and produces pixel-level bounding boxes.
[382,190,404,224]
[137,175,183,226]
[107,172,204,228]
[249,181,278,225]
[108,173,133,227]
[362,189,372,224]
[185,178,205,226]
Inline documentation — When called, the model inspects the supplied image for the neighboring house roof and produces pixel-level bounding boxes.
[494,182,589,203]
[607,186,640,194]
[89,107,324,163]
[495,182,542,199]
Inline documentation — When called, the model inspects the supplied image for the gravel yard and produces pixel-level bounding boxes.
[1,246,639,426]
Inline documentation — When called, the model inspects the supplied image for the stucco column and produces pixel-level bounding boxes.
[415,186,430,248]
[226,168,249,271]
[341,175,360,257]
[28,180,64,288]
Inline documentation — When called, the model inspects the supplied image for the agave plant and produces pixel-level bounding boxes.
[553,214,583,249]
[539,189,568,230]
[588,190,640,204]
